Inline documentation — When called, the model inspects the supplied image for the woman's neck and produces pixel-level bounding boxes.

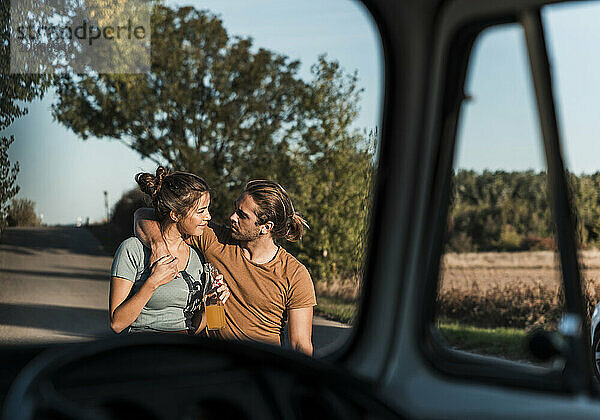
[161,223,185,251]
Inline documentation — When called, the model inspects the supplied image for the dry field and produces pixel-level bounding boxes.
[315,277,360,301]
[315,250,600,330]
[441,249,600,292]
[439,250,600,329]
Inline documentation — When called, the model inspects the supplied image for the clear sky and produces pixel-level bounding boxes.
[455,2,600,174]
[4,1,600,225]
[3,0,383,225]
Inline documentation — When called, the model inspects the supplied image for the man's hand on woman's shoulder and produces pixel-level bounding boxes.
[133,207,169,264]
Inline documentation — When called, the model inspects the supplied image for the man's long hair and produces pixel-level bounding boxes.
[242,180,308,242]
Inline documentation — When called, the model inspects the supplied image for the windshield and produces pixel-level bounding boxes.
[0,0,383,357]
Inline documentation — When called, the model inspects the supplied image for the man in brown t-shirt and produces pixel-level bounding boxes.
[135,180,316,355]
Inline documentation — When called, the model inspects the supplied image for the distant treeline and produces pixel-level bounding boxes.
[447,170,600,252]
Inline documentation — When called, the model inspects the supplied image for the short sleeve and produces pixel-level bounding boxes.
[286,264,317,310]
[111,237,145,282]
[189,223,219,254]
[187,234,203,253]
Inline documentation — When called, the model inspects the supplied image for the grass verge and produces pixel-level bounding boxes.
[438,321,528,360]
[314,296,530,361]
[314,295,357,324]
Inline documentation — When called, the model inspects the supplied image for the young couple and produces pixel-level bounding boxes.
[109,167,316,355]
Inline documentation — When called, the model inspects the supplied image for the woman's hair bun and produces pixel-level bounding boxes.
[136,166,169,199]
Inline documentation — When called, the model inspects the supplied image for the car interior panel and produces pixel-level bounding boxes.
[5,0,600,418]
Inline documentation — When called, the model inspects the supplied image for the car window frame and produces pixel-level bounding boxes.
[415,0,593,395]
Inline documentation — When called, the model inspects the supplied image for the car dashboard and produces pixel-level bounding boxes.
[1,335,401,420]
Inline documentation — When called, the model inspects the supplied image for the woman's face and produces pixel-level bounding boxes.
[177,192,211,236]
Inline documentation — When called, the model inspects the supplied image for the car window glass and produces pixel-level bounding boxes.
[0,0,383,356]
[434,24,567,364]
[542,1,600,379]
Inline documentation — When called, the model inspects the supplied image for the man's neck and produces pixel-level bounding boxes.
[240,236,279,264]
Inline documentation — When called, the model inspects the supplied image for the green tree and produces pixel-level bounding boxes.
[1,1,51,229]
[52,5,308,221]
[0,136,19,229]
[568,172,600,248]
[287,57,375,281]
[51,5,376,282]
[447,170,555,252]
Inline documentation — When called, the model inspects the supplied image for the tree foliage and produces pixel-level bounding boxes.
[53,5,307,219]
[446,170,600,252]
[1,1,51,229]
[52,5,376,281]
[448,170,554,252]
[0,136,19,229]
[286,58,375,280]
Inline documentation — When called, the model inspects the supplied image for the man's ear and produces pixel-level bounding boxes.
[170,211,178,223]
[261,221,274,235]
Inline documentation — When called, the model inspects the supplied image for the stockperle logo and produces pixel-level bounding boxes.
[10,0,151,74]
[15,19,147,45]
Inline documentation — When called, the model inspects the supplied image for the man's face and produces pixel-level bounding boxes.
[229,194,262,242]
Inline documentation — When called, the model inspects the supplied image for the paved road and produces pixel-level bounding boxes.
[0,227,351,354]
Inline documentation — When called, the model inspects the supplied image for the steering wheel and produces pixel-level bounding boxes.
[3,334,401,420]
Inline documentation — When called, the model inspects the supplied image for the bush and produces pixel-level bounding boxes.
[497,224,522,251]
[447,231,475,253]
[6,198,40,227]
[89,188,151,255]
[437,283,564,330]
[110,188,150,240]
[519,235,555,251]
[87,188,151,255]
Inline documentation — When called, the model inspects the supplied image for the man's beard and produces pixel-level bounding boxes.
[231,225,261,242]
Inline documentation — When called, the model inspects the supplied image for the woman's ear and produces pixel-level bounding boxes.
[170,210,178,222]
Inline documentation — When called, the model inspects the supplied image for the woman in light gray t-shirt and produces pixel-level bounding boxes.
[109,167,229,334]
[111,237,205,333]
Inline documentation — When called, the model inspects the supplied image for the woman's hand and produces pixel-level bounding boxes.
[149,242,170,266]
[193,275,229,334]
[148,255,179,289]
